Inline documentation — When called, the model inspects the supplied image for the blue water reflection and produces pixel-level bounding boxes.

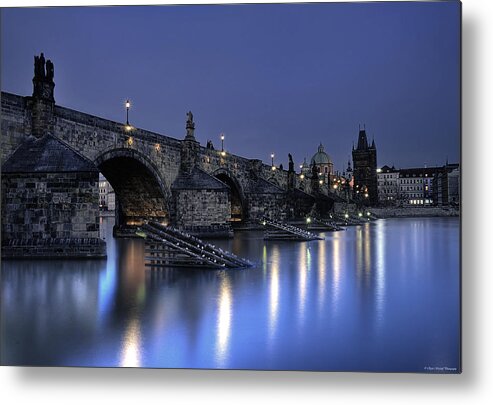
[0,217,460,372]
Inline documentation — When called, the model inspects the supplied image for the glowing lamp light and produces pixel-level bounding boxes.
[300,174,305,179]
[271,166,276,171]
[262,221,266,226]
[155,143,160,151]
[367,212,371,216]
[319,180,323,185]
[306,217,311,224]
[344,213,349,218]
[128,136,133,146]
[358,212,363,217]
[220,133,225,152]
[364,193,369,198]
[125,99,131,126]
[333,184,338,189]
[377,168,382,173]
[221,151,226,157]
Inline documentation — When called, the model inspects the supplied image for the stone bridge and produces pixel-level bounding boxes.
[1,54,337,256]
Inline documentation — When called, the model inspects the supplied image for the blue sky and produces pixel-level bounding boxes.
[1,2,460,170]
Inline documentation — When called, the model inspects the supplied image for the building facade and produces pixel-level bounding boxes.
[397,167,437,206]
[433,163,460,206]
[376,163,460,207]
[377,165,399,204]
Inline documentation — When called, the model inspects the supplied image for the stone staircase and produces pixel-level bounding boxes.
[260,217,323,241]
[137,221,252,269]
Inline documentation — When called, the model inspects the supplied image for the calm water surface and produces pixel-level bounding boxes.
[0,217,460,372]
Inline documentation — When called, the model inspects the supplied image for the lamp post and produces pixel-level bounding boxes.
[220,133,225,152]
[271,153,275,167]
[125,99,130,126]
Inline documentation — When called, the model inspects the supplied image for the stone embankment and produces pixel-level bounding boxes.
[370,206,459,218]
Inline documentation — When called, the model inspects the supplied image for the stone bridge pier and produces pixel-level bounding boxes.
[1,54,337,257]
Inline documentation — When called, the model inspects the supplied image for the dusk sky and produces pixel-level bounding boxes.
[1,1,460,171]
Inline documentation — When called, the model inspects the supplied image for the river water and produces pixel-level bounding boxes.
[0,217,460,372]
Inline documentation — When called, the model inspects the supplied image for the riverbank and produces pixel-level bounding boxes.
[370,206,459,218]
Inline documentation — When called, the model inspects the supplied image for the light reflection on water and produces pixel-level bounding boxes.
[0,217,460,372]
[297,243,309,327]
[120,317,142,368]
[268,247,280,345]
[215,275,232,367]
[375,220,386,329]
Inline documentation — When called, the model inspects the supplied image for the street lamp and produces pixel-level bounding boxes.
[125,99,131,125]
[271,153,275,167]
[220,133,225,152]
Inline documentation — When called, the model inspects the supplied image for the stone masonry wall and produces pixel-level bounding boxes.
[248,193,287,222]
[370,206,459,218]
[1,93,32,163]
[174,189,230,228]
[2,171,100,241]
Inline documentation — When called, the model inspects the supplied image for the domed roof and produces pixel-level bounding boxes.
[310,143,331,165]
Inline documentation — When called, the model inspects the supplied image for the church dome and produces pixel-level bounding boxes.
[310,143,331,165]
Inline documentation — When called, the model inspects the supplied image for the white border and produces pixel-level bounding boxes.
[2,0,492,404]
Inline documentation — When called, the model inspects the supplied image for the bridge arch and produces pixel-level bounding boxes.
[212,168,246,223]
[94,148,172,225]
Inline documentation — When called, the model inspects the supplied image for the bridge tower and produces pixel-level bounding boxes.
[352,126,378,205]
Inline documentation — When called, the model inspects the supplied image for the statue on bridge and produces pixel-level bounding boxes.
[34,53,46,79]
[288,153,294,172]
[46,59,54,82]
[32,52,55,102]
[311,163,319,180]
[185,110,196,140]
[186,111,194,127]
